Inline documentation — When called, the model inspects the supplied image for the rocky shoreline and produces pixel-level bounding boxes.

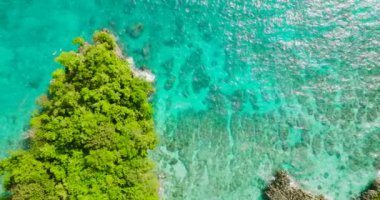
[357,179,380,200]
[125,57,155,82]
[112,30,155,83]
[264,171,380,200]
[264,171,326,200]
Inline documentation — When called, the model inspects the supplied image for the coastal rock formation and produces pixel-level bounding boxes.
[111,30,155,83]
[358,179,380,200]
[126,57,155,82]
[264,171,326,200]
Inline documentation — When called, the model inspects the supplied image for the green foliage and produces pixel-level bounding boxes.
[72,37,85,46]
[0,30,158,200]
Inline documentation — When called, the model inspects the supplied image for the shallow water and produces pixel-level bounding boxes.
[0,1,379,199]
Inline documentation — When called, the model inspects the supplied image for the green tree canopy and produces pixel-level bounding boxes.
[0,30,158,200]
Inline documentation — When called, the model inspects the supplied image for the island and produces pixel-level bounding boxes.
[0,30,158,200]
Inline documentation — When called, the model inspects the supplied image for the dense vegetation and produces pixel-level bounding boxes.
[0,31,158,200]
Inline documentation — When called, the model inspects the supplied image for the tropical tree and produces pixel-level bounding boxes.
[0,30,158,200]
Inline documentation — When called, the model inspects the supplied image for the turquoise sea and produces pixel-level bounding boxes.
[0,1,379,199]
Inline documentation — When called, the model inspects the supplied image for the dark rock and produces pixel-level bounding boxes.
[264,171,326,200]
[169,158,178,165]
[127,23,144,38]
[357,179,380,200]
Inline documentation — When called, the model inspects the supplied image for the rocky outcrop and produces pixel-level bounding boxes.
[264,171,326,200]
[112,30,155,83]
[357,179,380,200]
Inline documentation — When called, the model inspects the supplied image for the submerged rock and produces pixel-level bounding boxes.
[142,43,151,58]
[127,22,144,38]
[264,171,326,200]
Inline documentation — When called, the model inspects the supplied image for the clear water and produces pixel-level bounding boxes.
[0,1,379,199]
